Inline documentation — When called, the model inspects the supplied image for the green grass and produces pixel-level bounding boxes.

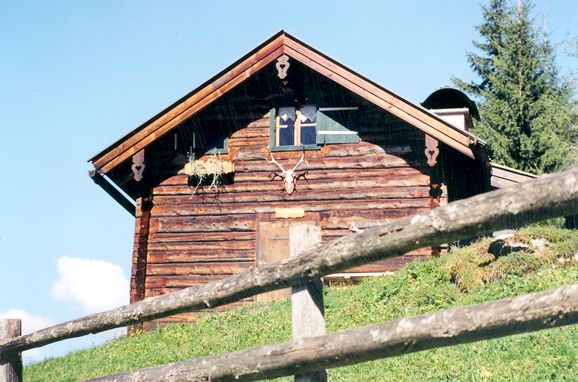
[25,226,578,381]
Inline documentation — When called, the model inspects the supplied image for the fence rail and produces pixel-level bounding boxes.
[1,167,578,381]
[88,284,578,382]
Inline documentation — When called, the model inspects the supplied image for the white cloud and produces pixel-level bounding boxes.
[1,259,129,364]
[50,256,129,314]
[0,309,55,334]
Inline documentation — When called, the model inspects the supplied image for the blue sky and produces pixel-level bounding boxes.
[1,0,576,363]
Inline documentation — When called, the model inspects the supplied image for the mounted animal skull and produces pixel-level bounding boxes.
[265,149,306,194]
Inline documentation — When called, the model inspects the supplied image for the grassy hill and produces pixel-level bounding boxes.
[25,226,578,381]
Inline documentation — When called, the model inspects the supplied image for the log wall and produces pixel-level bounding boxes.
[141,110,446,325]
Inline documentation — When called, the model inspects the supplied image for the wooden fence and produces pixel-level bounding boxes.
[1,167,578,382]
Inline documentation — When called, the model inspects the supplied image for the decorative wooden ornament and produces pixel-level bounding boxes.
[132,149,146,182]
[276,54,290,79]
[424,135,439,167]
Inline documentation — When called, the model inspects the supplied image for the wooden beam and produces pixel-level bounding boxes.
[89,170,136,216]
[87,284,578,382]
[290,225,326,382]
[133,197,152,305]
[0,320,21,382]
[128,196,152,333]
[1,168,577,356]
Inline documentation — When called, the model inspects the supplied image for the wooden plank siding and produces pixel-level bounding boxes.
[140,112,447,326]
[85,33,491,329]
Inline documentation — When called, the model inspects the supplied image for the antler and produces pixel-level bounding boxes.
[264,148,307,195]
[265,148,287,174]
[291,153,305,172]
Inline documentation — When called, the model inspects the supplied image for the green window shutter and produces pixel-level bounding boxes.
[316,110,359,145]
[269,107,276,148]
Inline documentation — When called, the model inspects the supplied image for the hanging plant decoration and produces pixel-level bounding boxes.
[184,153,235,194]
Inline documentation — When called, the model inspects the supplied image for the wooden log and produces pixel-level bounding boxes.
[146,250,255,264]
[0,320,21,382]
[150,215,257,234]
[147,239,255,251]
[233,155,419,173]
[229,127,269,138]
[150,199,432,216]
[145,275,235,289]
[172,167,424,185]
[150,187,430,206]
[290,225,326,382]
[199,167,425,185]
[1,168,578,356]
[147,232,256,243]
[154,174,430,193]
[88,171,136,216]
[129,196,152,334]
[153,177,430,196]
[165,168,427,186]
[130,197,152,305]
[146,261,254,276]
[87,284,578,382]
[230,148,417,164]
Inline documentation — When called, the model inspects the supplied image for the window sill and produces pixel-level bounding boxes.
[270,144,320,152]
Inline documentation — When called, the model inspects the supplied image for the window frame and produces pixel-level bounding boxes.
[269,105,360,151]
[270,105,320,152]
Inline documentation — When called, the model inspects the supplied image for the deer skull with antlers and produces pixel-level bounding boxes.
[265,149,307,195]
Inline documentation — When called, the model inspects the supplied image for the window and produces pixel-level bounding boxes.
[298,105,317,145]
[270,106,360,150]
[276,105,317,147]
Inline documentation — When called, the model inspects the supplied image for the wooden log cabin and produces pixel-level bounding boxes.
[89,31,492,325]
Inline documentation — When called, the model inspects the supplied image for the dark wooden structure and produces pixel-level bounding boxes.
[89,32,492,325]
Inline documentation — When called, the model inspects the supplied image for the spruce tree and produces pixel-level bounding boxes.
[454,0,577,174]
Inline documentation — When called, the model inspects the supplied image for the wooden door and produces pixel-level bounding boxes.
[256,219,317,302]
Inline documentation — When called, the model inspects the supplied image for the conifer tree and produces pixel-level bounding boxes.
[454,0,577,174]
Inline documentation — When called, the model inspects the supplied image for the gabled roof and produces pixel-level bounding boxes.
[90,31,486,174]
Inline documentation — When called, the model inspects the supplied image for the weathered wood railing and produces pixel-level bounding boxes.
[1,167,578,382]
[89,285,578,382]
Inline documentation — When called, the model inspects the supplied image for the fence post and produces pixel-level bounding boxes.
[0,319,22,382]
[290,224,327,382]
